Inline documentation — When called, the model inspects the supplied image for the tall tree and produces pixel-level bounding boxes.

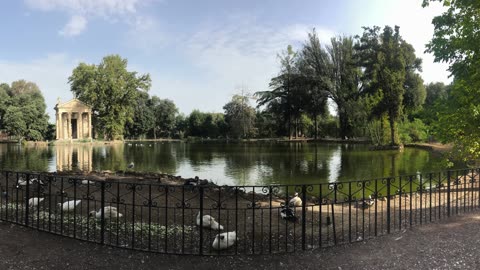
[69,55,151,140]
[423,0,480,163]
[301,31,360,139]
[223,95,257,138]
[151,96,178,139]
[124,91,154,139]
[0,83,10,129]
[356,26,421,145]
[2,80,49,141]
[257,45,302,139]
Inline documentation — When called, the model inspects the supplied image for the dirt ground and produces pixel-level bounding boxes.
[0,211,479,270]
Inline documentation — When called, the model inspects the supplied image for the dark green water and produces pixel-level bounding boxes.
[0,142,448,186]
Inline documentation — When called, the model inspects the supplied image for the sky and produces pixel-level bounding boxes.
[0,0,449,122]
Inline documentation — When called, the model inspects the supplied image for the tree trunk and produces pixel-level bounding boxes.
[389,116,396,146]
[314,114,318,139]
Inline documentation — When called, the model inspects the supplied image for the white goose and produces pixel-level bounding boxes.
[28,197,44,208]
[81,179,95,185]
[289,192,302,207]
[196,212,224,230]
[58,200,81,212]
[212,231,237,250]
[89,206,123,219]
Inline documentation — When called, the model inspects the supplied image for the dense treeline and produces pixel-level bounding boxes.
[0,80,52,141]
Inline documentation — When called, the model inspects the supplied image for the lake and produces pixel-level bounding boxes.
[0,141,448,186]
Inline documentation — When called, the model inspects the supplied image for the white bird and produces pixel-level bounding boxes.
[28,197,44,208]
[58,200,81,212]
[81,179,95,185]
[89,206,123,219]
[212,231,237,250]
[16,178,43,187]
[16,178,27,186]
[127,162,134,169]
[289,192,302,207]
[196,212,224,230]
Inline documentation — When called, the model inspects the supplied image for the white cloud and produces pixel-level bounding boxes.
[152,18,336,114]
[24,0,142,17]
[24,0,147,37]
[124,15,169,52]
[59,15,87,37]
[0,54,78,121]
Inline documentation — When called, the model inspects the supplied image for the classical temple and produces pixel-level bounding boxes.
[55,98,93,140]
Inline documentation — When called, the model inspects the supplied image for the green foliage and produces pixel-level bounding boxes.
[223,95,257,138]
[424,0,480,164]
[125,91,155,139]
[186,110,227,138]
[151,96,178,138]
[398,118,428,143]
[1,80,49,141]
[69,55,151,140]
[356,26,423,145]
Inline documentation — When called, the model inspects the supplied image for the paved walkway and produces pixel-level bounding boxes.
[1,213,480,269]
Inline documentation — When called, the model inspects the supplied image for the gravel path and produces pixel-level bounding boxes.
[1,212,480,270]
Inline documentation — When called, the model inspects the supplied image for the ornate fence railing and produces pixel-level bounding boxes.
[0,168,479,255]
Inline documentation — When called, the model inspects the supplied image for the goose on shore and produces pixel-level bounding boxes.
[289,192,302,207]
[58,200,81,212]
[354,196,374,210]
[81,179,95,185]
[196,212,224,230]
[89,206,123,219]
[127,162,134,170]
[280,207,297,222]
[28,197,44,208]
[212,231,237,250]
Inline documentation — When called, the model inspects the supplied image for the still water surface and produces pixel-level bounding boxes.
[0,142,448,186]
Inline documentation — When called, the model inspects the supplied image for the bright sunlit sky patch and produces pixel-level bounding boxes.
[0,0,449,121]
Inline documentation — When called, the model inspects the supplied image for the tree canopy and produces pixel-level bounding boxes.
[69,55,151,140]
[0,80,49,141]
[423,0,480,163]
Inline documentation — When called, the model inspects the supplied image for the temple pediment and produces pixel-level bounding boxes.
[55,98,92,112]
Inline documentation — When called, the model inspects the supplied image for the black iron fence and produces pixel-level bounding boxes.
[0,168,479,255]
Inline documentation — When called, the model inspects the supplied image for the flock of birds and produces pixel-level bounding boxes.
[27,198,123,219]
[13,174,438,252]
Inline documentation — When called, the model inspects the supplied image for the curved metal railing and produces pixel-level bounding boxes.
[0,168,478,255]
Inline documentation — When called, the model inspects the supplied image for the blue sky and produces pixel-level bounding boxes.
[0,0,449,121]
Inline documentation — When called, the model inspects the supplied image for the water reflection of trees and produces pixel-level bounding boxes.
[0,143,52,172]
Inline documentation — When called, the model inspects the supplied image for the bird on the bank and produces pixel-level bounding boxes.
[58,200,81,212]
[355,195,374,210]
[184,176,200,186]
[289,192,302,207]
[89,206,123,219]
[81,179,95,185]
[280,207,297,222]
[28,197,44,208]
[127,162,134,170]
[196,212,224,230]
[212,231,237,250]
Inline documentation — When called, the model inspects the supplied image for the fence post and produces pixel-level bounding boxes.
[301,185,307,250]
[199,186,204,255]
[100,181,105,245]
[25,173,30,226]
[386,178,391,234]
[447,171,451,217]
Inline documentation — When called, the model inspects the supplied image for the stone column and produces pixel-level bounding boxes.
[55,113,59,140]
[67,113,71,139]
[78,113,82,139]
[88,112,92,139]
